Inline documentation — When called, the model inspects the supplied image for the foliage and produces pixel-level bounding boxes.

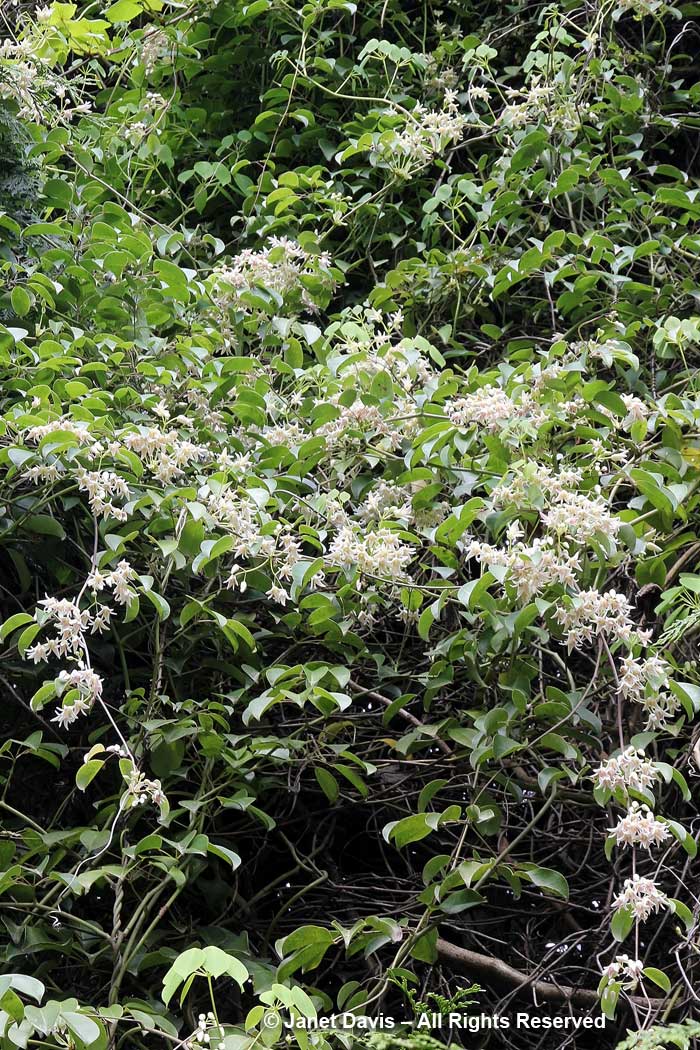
[386,973,481,1019]
[615,1019,700,1050]
[1,0,700,1048]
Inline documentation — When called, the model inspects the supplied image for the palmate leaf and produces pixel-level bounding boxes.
[162,948,248,1005]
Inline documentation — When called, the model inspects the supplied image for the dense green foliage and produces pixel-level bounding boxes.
[1,1,700,1048]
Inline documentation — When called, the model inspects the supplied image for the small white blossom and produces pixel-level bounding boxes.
[613,875,668,921]
[611,802,670,849]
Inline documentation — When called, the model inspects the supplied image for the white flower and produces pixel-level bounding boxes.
[91,606,114,634]
[26,418,93,444]
[317,401,386,447]
[468,84,490,102]
[446,386,542,431]
[554,589,642,651]
[125,767,166,809]
[617,654,679,729]
[105,561,136,605]
[541,491,621,544]
[591,748,660,794]
[52,694,91,728]
[25,463,63,483]
[76,468,130,521]
[603,955,644,986]
[492,463,583,508]
[152,399,170,420]
[329,526,414,581]
[611,802,670,849]
[621,393,649,429]
[58,667,103,703]
[613,875,668,921]
[86,570,108,592]
[212,239,333,314]
[266,584,288,605]
[36,597,91,657]
[505,520,524,543]
[369,97,467,175]
[467,537,580,601]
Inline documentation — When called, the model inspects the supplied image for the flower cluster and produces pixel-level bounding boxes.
[26,417,94,444]
[591,748,660,794]
[358,480,413,523]
[317,401,389,447]
[23,560,141,732]
[446,386,544,432]
[499,78,557,129]
[124,767,166,809]
[140,29,170,77]
[603,955,644,986]
[122,427,209,484]
[187,1013,224,1050]
[53,668,104,728]
[492,463,583,507]
[498,76,591,134]
[328,313,434,397]
[26,463,64,483]
[212,238,333,314]
[86,561,137,606]
[617,654,679,729]
[202,489,268,557]
[467,535,581,601]
[329,526,414,581]
[541,490,621,544]
[370,92,467,176]
[613,875,668,922]
[76,468,130,522]
[492,462,621,546]
[554,589,644,651]
[610,802,669,849]
[29,597,90,660]
[261,421,305,447]
[0,39,45,120]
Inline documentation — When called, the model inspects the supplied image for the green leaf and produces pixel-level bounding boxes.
[519,864,569,900]
[642,967,670,993]
[106,0,143,22]
[669,898,693,930]
[142,590,170,621]
[24,514,65,539]
[0,612,35,642]
[333,763,368,797]
[385,814,434,848]
[17,623,42,656]
[509,130,548,172]
[410,927,438,963]
[5,975,44,1002]
[162,948,205,1005]
[611,906,634,942]
[600,982,620,1020]
[200,946,248,986]
[11,286,31,317]
[314,767,339,803]
[62,1011,101,1046]
[76,760,105,791]
[206,842,242,871]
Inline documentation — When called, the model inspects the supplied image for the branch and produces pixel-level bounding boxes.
[436,938,666,1011]
[349,682,452,756]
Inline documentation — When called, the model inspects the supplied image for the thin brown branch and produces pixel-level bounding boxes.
[436,938,666,1011]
